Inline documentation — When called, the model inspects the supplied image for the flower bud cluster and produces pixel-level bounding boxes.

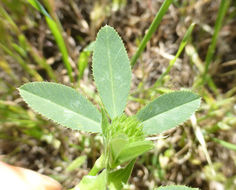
[108,115,144,142]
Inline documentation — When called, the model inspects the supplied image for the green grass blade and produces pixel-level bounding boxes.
[0,6,19,34]
[27,0,73,82]
[29,45,57,81]
[78,51,91,80]
[152,23,195,88]
[0,6,56,81]
[19,82,101,133]
[137,91,201,135]
[45,17,73,82]
[0,58,16,81]
[203,0,230,78]
[93,25,132,119]
[130,0,173,67]
[27,0,51,18]
[213,138,236,151]
[77,42,95,81]
[66,155,87,172]
[0,43,42,81]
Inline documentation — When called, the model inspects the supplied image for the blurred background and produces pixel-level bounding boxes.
[0,0,235,189]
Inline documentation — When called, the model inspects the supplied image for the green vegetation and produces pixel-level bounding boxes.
[19,25,200,189]
[0,0,235,189]
[130,0,173,67]
[28,0,74,82]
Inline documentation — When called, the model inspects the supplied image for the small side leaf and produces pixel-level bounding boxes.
[84,41,95,52]
[78,42,94,79]
[108,159,136,190]
[137,91,201,135]
[115,141,154,164]
[93,25,131,119]
[74,170,107,190]
[156,185,199,190]
[78,51,90,79]
[19,82,101,133]
[109,136,129,168]
[88,155,105,176]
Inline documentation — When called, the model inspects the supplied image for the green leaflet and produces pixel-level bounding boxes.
[137,91,201,135]
[108,159,136,190]
[19,82,101,133]
[156,185,199,190]
[93,25,131,119]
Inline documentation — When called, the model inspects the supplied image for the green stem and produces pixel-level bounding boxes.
[130,0,173,67]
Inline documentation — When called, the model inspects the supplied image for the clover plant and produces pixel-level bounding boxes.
[18,25,201,190]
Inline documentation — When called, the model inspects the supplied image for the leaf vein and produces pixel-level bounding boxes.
[142,97,200,122]
[105,27,117,117]
[20,89,100,126]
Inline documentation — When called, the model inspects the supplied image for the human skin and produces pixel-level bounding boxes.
[0,161,62,190]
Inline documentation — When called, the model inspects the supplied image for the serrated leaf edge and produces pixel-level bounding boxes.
[137,91,201,135]
[92,25,131,119]
[18,82,101,133]
[137,91,201,120]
